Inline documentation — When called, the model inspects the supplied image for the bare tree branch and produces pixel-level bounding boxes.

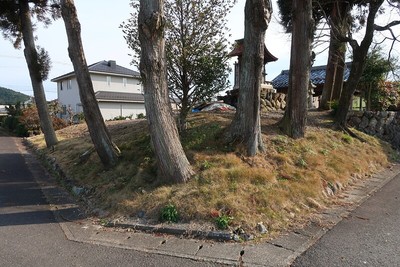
[374,20,400,31]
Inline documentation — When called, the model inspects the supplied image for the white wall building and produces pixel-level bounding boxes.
[51,60,145,120]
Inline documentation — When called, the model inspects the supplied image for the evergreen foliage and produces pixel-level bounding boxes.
[0,86,30,105]
[121,0,235,130]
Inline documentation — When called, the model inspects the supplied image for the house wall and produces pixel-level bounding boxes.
[91,74,142,94]
[98,102,146,120]
[57,77,81,113]
[57,73,144,119]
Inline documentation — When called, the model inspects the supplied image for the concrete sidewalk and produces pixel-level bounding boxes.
[22,139,400,267]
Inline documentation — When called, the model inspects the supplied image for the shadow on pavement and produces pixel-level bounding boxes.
[0,152,85,227]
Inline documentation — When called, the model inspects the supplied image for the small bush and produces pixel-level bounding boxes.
[200,160,213,170]
[3,116,19,131]
[112,115,133,121]
[215,214,233,230]
[136,113,146,119]
[15,124,29,137]
[52,117,68,130]
[329,100,339,115]
[160,203,179,223]
[73,113,85,123]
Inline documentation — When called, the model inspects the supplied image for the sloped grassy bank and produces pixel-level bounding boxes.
[28,111,397,238]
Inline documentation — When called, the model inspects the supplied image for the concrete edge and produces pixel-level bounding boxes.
[283,163,400,266]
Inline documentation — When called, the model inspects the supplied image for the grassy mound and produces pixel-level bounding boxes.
[28,111,396,238]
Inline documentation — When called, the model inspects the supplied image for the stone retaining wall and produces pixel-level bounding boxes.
[260,91,286,112]
[348,111,400,149]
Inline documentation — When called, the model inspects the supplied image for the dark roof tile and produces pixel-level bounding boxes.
[51,60,140,82]
[272,62,352,89]
[95,91,144,103]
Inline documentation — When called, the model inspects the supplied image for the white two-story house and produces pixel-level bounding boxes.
[51,60,145,120]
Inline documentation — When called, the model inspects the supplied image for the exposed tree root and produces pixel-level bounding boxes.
[338,125,367,143]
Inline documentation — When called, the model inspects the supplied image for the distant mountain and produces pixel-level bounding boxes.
[0,86,30,105]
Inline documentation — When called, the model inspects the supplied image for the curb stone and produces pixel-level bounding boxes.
[21,137,400,266]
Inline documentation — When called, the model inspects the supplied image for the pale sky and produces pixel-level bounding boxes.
[0,0,397,100]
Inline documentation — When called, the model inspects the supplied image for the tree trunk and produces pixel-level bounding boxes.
[319,1,349,110]
[178,104,190,132]
[19,0,58,148]
[138,0,194,183]
[331,43,346,101]
[319,31,339,110]
[335,0,384,127]
[178,86,190,132]
[60,0,119,168]
[280,0,313,139]
[225,0,272,156]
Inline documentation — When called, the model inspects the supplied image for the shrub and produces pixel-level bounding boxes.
[52,117,68,130]
[215,214,233,230]
[160,203,179,223]
[112,115,133,121]
[3,116,19,131]
[136,113,146,119]
[329,100,339,115]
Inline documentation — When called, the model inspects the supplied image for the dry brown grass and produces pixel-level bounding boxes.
[28,111,396,238]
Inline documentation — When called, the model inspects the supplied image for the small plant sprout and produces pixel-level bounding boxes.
[160,203,179,223]
[200,160,213,170]
[341,134,353,144]
[215,214,233,230]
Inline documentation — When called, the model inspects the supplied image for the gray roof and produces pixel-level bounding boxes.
[272,62,352,89]
[51,60,140,82]
[95,91,144,103]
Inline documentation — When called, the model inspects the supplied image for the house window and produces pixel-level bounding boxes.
[60,82,63,91]
[107,76,111,86]
[67,79,72,89]
[123,78,127,87]
[61,105,67,115]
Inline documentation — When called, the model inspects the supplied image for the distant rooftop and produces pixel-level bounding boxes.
[51,60,140,82]
[272,62,352,89]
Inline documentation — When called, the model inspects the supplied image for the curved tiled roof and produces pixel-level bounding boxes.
[228,39,278,63]
[272,62,352,89]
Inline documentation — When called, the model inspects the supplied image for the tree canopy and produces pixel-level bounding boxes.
[122,0,235,130]
[0,0,59,147]
[360,47,399,110]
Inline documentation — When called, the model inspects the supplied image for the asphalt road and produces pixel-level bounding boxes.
[292,173,400,267]
[0,136,224,267]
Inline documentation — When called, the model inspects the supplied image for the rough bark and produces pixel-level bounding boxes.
[319,1,349,110]
[138,0,194,183]
[331,46,346,101]
[335,1,384,127]
[225,0,272,156]
[319,32,339,110]
[279,0,313,139]
[60,0,119,168]
[19,0,58,148]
